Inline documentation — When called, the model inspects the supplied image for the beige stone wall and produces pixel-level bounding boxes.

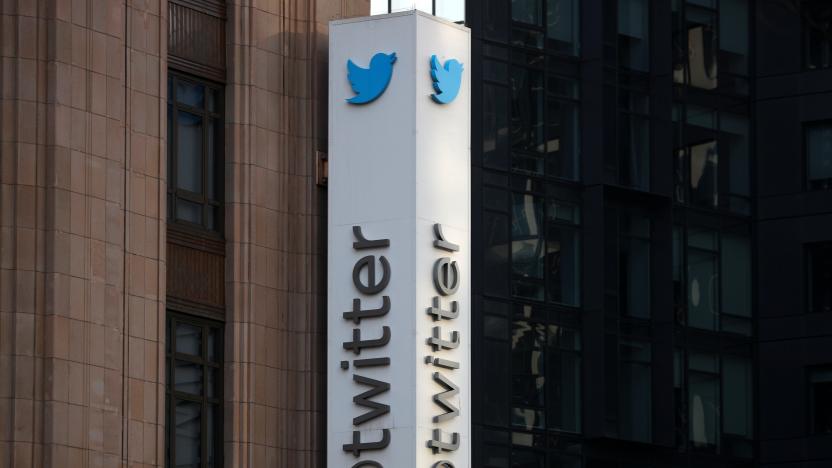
[0,0,167,466]
[223,0,367,466]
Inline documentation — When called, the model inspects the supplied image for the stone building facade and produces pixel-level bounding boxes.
[0,0,367,466]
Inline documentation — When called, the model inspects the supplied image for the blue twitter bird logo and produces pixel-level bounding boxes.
[346,52,397,104]
[430,55,463,104]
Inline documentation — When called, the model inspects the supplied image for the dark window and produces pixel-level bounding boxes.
[689,352,720,451]
[510,306,582,433]
[806,121,832,190]
[511,193,581,306]
[808,243,832,314]
[687,228,719,330]
[723,356,753,457]
[811,367,832,434]
[168,73,224,233]
[674,104,750,214]
[606,210,651,319]
[803,0,832,70]
[619,339,652,442]
[166,313,223,468]
[619,90,650,190]
[546,0,580,55]
[618,0,650,72]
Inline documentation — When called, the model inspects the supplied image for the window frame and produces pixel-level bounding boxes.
[167,71,225,236]
[165,311,225,468]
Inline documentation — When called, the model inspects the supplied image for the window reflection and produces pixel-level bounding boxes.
[689,353,720,451]
[804,0,832,70]
[806,121,832,190]
[511,194,581,306]
[547,0,580,55]
[619,339,652,442]
[618,0,650,72]
[808,243,832,314]
[811,367,832,433]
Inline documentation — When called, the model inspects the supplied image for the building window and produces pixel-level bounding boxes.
[618,90,650,190]
[511,193,581,306]
[546,0,580,55]
[803,0,832,70]
[808,243,832,314]
[168,72,224,233]
[676,227,752,334]
[510,304,582,433]
[166,313,223,468]
[673,104,750,213]
[619,339,652,442]
[723,356,753,457]
[806,121,832,190]
[811,367,832,434]
[606,209,651,319]
[689,352,720,451]
[508,0,580,53]
[618,0,650,72]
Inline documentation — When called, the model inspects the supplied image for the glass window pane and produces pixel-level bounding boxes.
[176,80,205,109]
[511,67,545,153]
[619,114,650,190]
[484,211,511,298]
[207,87,220,113]
[484,84,510,170]
[174,361,203,395]
[545,98,580,180]
[688,249,719,330]
[722,113,750,213]
[435,0,465,22]
[720,0,748,74]
[207,367,219,398]
[721,233,751,318]
[723,356,752,438]
[546,224,580,306]
[176,199,203,225]
[176,322,202,356]
[390,0,414,13]
[618,0,650,71]
[207,404,219,467]
[512,0,542,25]
[512,193,544,278]
[690,141,718,208]
[619,358,652,442]
[548,350,581,433]
[689,371,720,449]
[208,328,219,362]
[547,0,579,55]
[686,9,718,90]
[484,340,510,426]
[807,122,832,189]
[485,315,510,340]
[809,243,832,314]
[621,237,650,318]
[207,118,219,201]
[176,111,204,193]
[174,400,201,467]
[512,448,545,468]
[804,1,832,70]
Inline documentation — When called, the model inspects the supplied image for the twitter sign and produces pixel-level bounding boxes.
[430,55,463,104]
[329,10,471,468]
[347,52,398,104]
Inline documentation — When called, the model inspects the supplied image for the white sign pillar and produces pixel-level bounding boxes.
[327,11,471,468]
